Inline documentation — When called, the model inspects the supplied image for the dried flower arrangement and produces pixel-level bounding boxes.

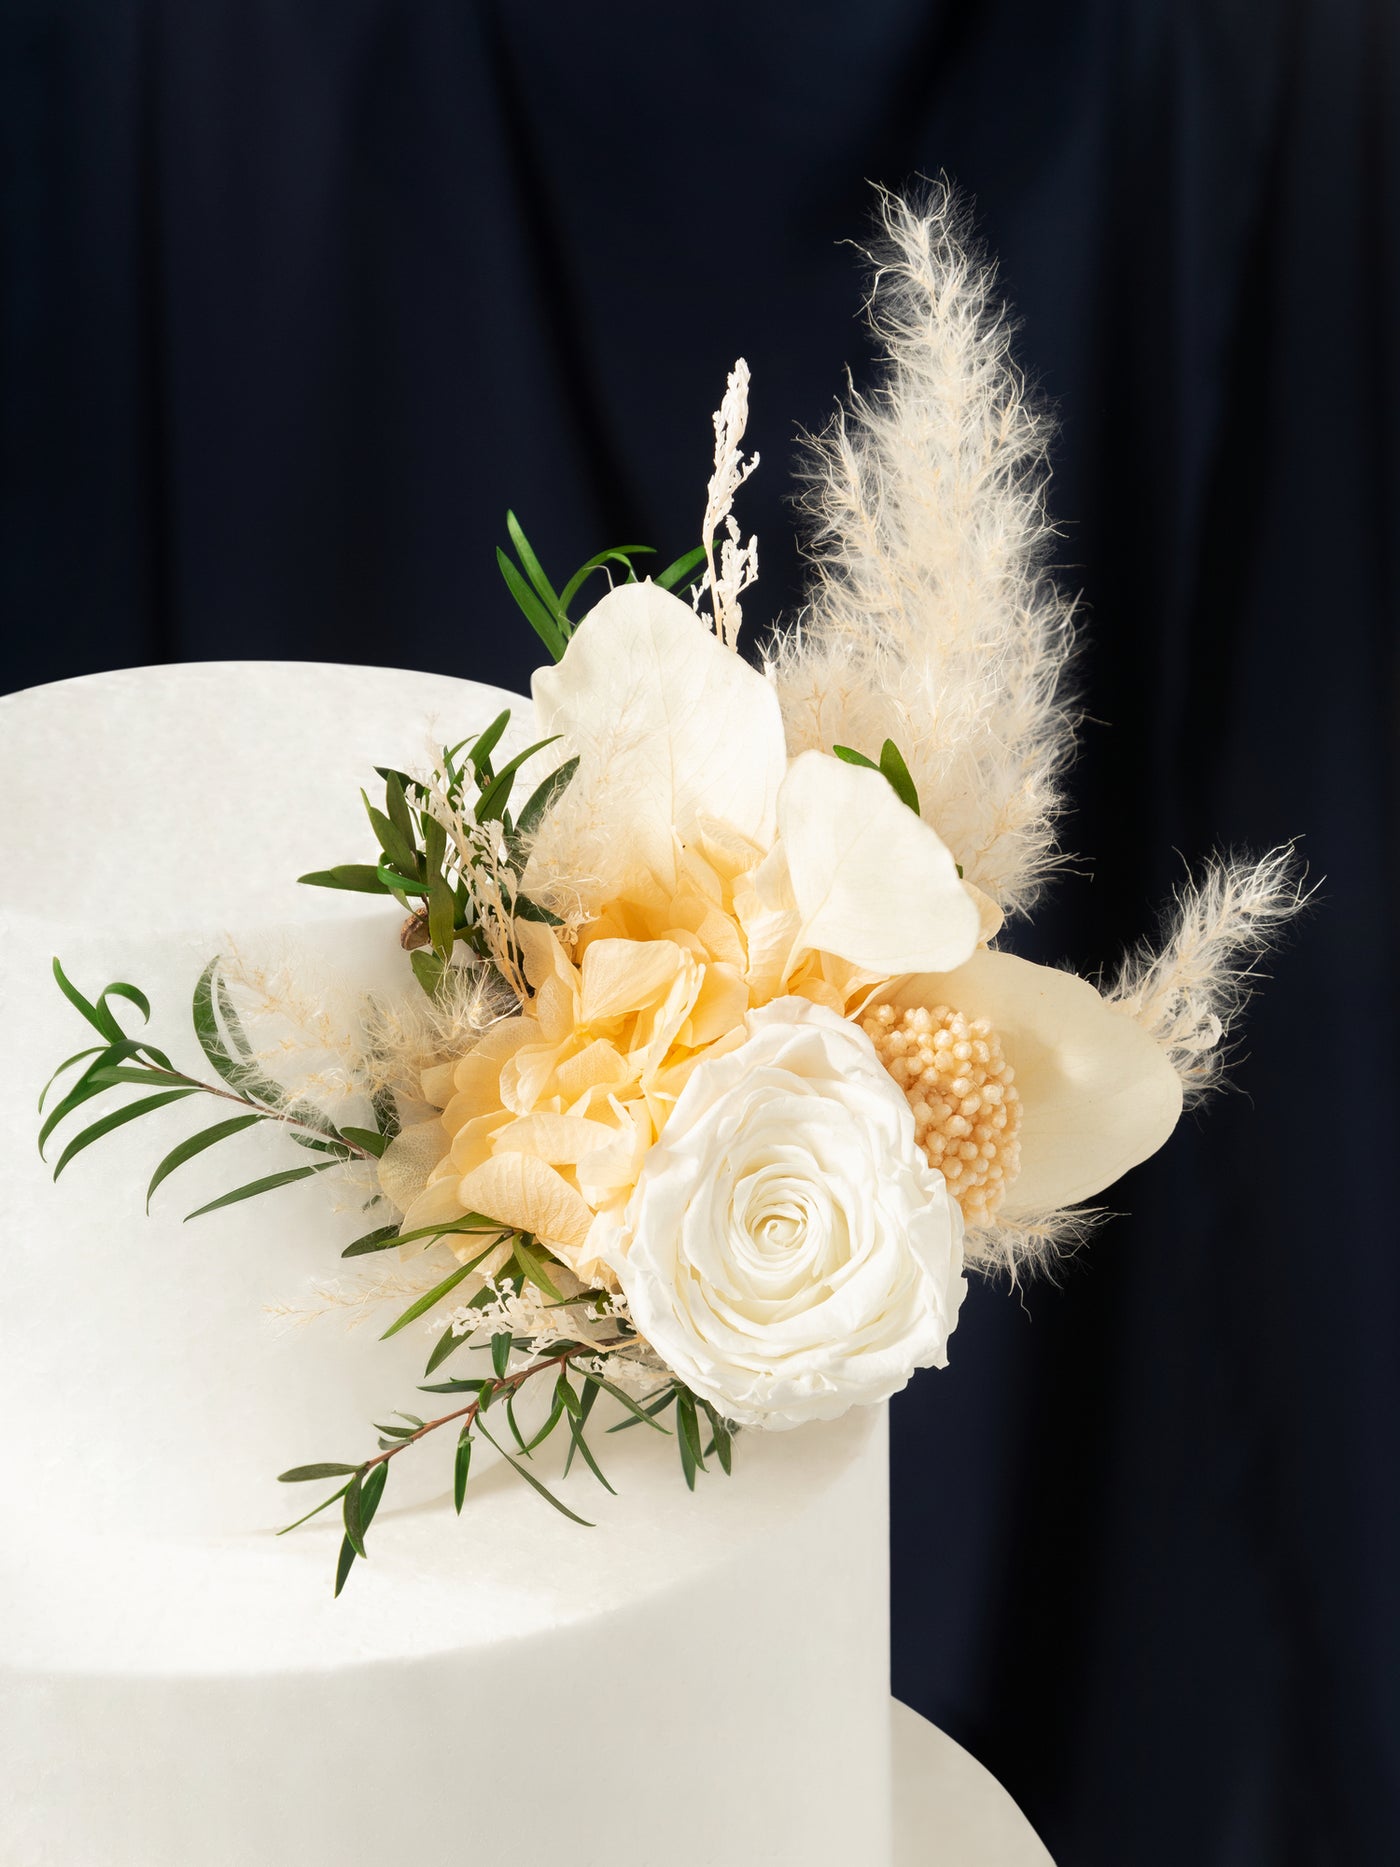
[40,185,1304,1593]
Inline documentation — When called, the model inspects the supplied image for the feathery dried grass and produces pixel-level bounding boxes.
[769,180,1076,918]
[1109,847,1308,1106]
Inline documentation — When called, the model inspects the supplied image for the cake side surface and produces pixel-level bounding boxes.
[1,662,536,1537]
[1,1407,894,1867]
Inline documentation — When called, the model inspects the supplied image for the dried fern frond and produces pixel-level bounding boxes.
[1109,847,1309,1107]
[769,179,1076,918]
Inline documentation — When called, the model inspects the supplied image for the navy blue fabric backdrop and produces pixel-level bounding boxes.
[3,3,1397,1860]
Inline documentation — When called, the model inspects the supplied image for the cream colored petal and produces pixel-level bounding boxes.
[448,1108,514,1176]
[456,1152,595,1259]
[884,948,1184,1211]
[777,752,981,975]
[399,1172,471,1239]
[580,937,690,1023]
[680,962,751,1049]
[516,920,574,997]
[419,1061,457,1108]
[445,1018,534,1124]
[554,1038,630,1105]
[531,580,787,881]
[496,1110,621,1165]
[376,1117,448,1215]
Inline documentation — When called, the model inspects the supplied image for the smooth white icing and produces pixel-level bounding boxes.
[0,664,896,1866]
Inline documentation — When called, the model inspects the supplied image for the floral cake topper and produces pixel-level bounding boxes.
[40,186,1303,1592]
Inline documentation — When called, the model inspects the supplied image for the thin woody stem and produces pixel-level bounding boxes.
[361,1340,626,1475]
[131,1059,373,1159]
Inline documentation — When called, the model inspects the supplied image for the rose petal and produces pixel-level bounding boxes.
[532,581,787,884]
[776,752,981,975]
[882,948,1184,1211]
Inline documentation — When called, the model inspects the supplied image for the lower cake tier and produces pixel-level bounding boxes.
[1,1405,892,1867]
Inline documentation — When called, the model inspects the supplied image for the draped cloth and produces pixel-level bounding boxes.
[2,3,1395,1859]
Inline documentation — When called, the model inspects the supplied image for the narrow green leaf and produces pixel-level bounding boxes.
[383,771,416,851]
[490,1331,512,1379]
[52,1088,199,1180]
[427,872,455,958]
[341,1223,401,1259]
[424,1322,469,1376]
[568,1418,616,1494]
[832,743,881,772]
[474,1420,594,1526]
[497,548,566,660]
[585,1375,676,1434]
[100,981,151,1024]
[51,958,124,1043]
[512,754,581,844]
[379,1246,499,1341]
[512,1237,564,1302]
[361,1462,388,1536]
[333,1533,358,1597]
[184,1159,337,1221]
[655,544,708,593]
[557,546,654,617]
[474,737,560,825]
[146,1112,261,1210]
[342,1473,367,1558]
[454,1427,472,1514]
[361,792,420,878]
[338,1125,388,1158]
[38,1057,120,1158]
[409,949,446,997]
[676,1389,707,1485]
[468,710,512,778]
[418,1376,489,1395]
[276,1481,351,1535]
[297,864,389,894]
[37,1044,107,1114]
[699,1400,735,1476]
[878,739,920,814]
[278,1462,363,1483]
[388,1212,504,1249]
[505,510,564,613]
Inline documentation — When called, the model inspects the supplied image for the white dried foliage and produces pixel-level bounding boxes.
[219,945,378,1125]
[694,357,760,650]
[769,181,1076,919]
[419,760,530,1003]
[358,961,511,1107]
[1109,847,1309,1107]
[963,1205,1103,1282]
[263,1256,449,1334]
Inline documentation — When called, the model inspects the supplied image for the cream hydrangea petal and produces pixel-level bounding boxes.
[776,752,981,975]
[497,1111,621,1165]
[377,1117,449,1215]
[531,581,787,883]
[883,948,1184,1212]
[456,1152,595,1261]
[579,937,691,1023]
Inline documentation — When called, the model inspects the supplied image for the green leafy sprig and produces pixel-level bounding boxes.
[832,737,921,815]
[40,959,395,1215]
[497,510,707,662]
[299,712,577,999]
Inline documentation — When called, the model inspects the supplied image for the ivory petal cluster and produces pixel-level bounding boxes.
[533,582,981,979]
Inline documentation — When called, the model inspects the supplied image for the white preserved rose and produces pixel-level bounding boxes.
[613,999,966,1428]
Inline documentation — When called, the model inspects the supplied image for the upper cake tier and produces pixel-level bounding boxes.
[0,661,533,1539]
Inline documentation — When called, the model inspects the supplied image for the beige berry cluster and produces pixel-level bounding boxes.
[860,1001,1023,1227]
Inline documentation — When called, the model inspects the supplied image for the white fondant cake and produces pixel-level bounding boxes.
[0,664,897,1867]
